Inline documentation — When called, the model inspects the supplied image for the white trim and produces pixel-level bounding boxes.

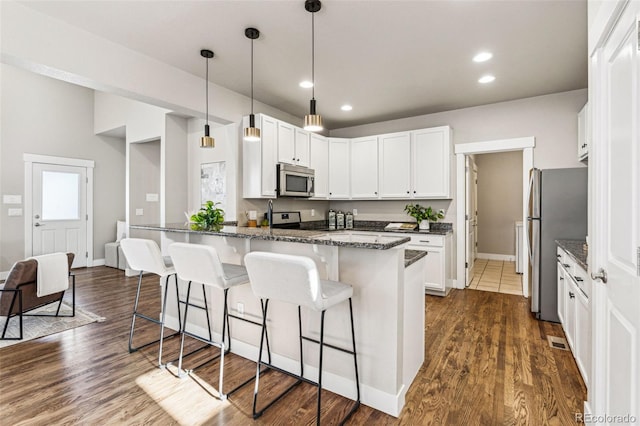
[23,155,95,266]
[23,153,95,168]
[455,137,534,296]
[476,253,516,262]
[453,137,535,155]
[92,258,105,267]
[588,0,629,57]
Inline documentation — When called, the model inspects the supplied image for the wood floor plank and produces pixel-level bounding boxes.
[0,267,586,425]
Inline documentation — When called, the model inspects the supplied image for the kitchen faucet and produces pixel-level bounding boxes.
[267,199,273,229]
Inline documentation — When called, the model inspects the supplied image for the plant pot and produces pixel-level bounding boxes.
[418,221,430,231]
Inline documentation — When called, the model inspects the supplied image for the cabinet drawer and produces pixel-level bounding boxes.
[556,247,566,265]
[409,235,444,247]
[571,264,590,300]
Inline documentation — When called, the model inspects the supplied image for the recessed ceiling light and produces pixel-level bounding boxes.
[341,104,353,111]
[478,75,496,84]
[473,52,493,63]
[299,80,313,88]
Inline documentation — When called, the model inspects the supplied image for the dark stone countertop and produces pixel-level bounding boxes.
[404,249,428,268]
[296,220,453,236]
[556,239,588,271]
[130,223,410,250]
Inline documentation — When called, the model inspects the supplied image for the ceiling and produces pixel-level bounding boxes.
[21,0,587,130]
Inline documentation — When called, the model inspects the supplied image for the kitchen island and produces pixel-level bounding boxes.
[130,223,423,417]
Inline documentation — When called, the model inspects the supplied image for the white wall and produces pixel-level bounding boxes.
[0,64,126,271]
[129,140,161,244]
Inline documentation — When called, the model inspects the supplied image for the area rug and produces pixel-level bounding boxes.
[0,303,105,348]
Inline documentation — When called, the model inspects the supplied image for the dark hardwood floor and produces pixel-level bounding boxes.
[0,266,585,425]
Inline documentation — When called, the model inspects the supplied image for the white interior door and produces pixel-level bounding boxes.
[592,3,640,419]
[32,163,87,268]
[465,156,478,285]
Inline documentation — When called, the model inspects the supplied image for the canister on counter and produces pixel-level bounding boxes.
[328,209,336,230]
[345,211,354,229]
[336,211,345,229]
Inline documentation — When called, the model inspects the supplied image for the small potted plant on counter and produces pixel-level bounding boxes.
[189,200,225,231]
[404,203,445,231]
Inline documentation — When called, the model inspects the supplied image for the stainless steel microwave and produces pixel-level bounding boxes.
[277,163,315,197]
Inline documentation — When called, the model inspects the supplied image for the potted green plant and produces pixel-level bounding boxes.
[404,203,445,231]
[189,200,225,230]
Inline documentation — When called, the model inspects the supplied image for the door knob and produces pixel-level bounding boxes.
[34,214,40,219]
[34,223,45,227]
[591,268,608,284]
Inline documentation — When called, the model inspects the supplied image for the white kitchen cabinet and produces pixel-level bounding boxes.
[309,133,329,199]
[243,114,278,198]
[379,132,411,198]
[411,126,452,198]
[577,103,589,160]
[328,138,350,199]
[557,245,591,389]
[294,128,310,167]
[277,121,296,165]
[575,282,591,388]
[564,272,577,352]
[557,261,566,325]
[350,136,379,199]
[407,233,452,295]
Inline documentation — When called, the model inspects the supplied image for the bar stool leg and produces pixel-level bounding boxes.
[128,271,144,353]
[253,298,269,418]
[298,306,304,377]
[157,274,172,368]
[349,298,361,403]
[176,281,193,378]
[175,274,182,331]
[222,288,231,353]
[202,284,212,342]
[317,310,326,426]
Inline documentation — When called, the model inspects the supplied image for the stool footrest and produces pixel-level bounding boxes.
[301,335,356,356]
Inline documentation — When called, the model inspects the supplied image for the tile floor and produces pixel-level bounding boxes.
[468,259,523,295]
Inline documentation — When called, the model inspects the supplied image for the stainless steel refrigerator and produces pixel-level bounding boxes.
[527,167,587,322]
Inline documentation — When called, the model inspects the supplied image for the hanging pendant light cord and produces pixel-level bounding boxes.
[251,38,254,115]
[205,57,209,126]
[311,11,315,101]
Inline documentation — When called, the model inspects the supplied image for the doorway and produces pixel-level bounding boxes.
[454,137,534,297]
[24,154,95,268]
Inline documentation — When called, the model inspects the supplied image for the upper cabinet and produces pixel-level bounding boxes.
[243,114,278,198]
[379,132,411,198]
[411,126,452,198]
[309,133,329,199]
[328,138,350,199]
[350,136,379,199]
[295,128,310,167]
[577,102,589,160]
[243,113,453,200]
[277,122,311,167]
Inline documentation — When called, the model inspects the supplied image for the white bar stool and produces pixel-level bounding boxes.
[119,238,181,368]
[168,243,271,398]
[244,251,361,425]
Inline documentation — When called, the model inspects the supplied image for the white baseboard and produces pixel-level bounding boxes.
[164,313,404,417]
[92,258,105,267]
[0,270,8,280]
[477,253,516,262]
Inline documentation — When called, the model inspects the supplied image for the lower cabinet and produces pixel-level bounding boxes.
[407,233,452,295]
[557,245,591,389]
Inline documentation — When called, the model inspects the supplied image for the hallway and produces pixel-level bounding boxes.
[468,260,523,296]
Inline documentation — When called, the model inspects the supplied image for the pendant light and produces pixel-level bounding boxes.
[244,27,261,142]
[303,0,323,132]
[200,49,215,148]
